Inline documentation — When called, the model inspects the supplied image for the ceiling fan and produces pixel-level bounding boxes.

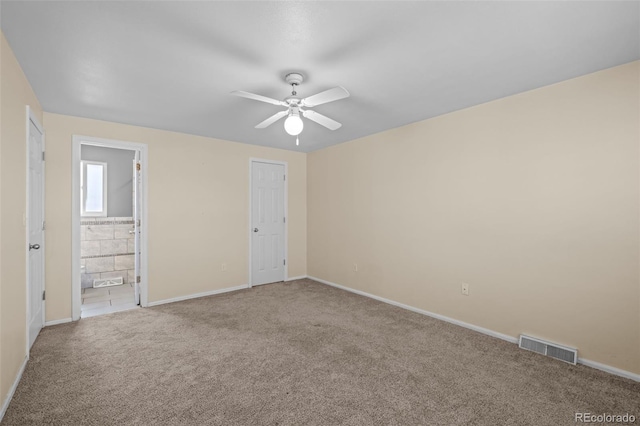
[231,73,349,144]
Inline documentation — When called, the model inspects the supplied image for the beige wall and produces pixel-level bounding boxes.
[0,33,43,404]
[308,61,640,374]
[2,29,638,410]
[43,113,307,320]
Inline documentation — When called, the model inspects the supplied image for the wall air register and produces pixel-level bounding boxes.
[518,334,577,365]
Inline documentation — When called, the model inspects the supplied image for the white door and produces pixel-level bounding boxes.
[133,154,141,305]
[28,118,45,348]
[251,162,285,286]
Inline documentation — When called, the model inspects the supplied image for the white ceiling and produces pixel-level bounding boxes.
[2,1,638,152]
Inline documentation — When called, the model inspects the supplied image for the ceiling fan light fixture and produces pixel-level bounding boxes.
[232,72,348,139]
[284,108,304,136]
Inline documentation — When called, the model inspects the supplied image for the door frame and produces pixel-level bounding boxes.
[248,158,288,288]
[25,106,45,355]
[71,135,149,320]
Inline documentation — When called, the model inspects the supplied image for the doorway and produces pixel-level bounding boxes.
[249,159,288,286]
[26,107,45,349]
[71,136,148,320]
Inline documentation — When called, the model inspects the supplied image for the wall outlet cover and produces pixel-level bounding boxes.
[461,282,469,296]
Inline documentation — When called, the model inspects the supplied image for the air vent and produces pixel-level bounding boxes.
[519,335,577,365]
[93,277,123,288]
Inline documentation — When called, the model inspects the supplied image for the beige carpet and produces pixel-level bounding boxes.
[3,279,639,425]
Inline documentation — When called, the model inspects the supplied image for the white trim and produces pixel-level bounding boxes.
[25,106,46,357]
[38,111,46,342]
[309,276,518,344]
[0,356,27,422]
[309,276,640,383]
[24,108,30,358]
[248,158,288,287]
[44,318,73,327]
[578,358,640,382]
[147,284,249,307]
[72,140,81,320]
[72,135,149,321]
[285,275,308,282]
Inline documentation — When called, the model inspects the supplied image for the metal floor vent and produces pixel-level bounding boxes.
[519,335,577,365]
[93,277,124,288]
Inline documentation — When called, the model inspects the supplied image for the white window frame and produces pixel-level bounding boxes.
[81,160,108,217]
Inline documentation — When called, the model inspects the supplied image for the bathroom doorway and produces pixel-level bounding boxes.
[71,136,148,320]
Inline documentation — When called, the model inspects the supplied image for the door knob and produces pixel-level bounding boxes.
[29,244,40,251]
[253,228,259,232]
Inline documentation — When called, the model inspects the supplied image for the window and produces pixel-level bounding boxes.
[81,161,108,217]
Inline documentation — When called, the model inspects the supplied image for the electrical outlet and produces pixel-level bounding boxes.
[353,263,358,272]
[461,282,469,296]
[221,263,227,272]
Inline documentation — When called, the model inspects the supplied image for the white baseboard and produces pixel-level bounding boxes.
[578,357,640,382]
[309,276,517,344]
[45,318,72,327]
[0,356,28,422]
[147,284,249,307]
[308,276,640,383]
[285,275,308,282]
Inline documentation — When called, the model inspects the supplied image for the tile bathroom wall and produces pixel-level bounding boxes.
[81,217,136,288]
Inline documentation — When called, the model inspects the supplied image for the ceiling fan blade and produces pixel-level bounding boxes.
[255,110,288,129]
[301,86,350,107]
[231,90,287,106]
[302,110,342,130]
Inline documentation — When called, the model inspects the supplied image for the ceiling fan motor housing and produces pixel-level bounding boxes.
[285,72,304,86]
[285,96,301,105]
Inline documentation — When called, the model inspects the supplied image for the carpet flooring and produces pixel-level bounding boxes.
[3,279,639,425]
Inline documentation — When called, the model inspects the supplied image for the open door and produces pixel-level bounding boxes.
[133,153,141,305]
[27,112,45,348]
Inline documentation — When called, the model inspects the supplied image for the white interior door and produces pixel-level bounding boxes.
[251,162,285,286]
[28,118,45,348]
[133,153,141,305]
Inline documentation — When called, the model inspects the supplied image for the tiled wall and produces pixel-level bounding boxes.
[81,217,136,288]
